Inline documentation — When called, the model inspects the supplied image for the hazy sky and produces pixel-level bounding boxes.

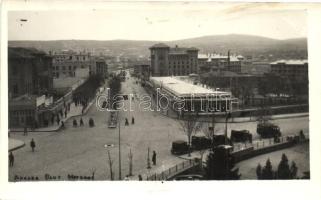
[8,4,307,41]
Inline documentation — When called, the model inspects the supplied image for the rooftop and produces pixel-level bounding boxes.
[270,60,308,65]
[150,43,170,49]
[198,53,240,62]
[8,47,48,59]
[150,76,230,98]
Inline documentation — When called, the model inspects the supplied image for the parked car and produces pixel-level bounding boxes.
[191,136,212,150]
[231,130,252,143]
[257,122,281,138]
[171,140,189,155]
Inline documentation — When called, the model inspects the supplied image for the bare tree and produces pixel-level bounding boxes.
[107,150,114,180]
[256,100,272,125]
[90,167,96,180]
[128,148,133,176]
[177,111,202,156]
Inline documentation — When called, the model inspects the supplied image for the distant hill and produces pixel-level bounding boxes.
[8,34,307,60]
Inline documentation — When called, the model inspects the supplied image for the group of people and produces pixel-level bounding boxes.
[72,117,95,128]
[9,138,36,167]
[125,117,135,126]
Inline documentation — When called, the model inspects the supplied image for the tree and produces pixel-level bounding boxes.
[277,153,291,179]
[256,163,262,179]
[261,158,274,179]
[128,149,133,176]
[205,146,240,180]
[107,150,114,180]
[177,111,202,156]
[290,161,298,179]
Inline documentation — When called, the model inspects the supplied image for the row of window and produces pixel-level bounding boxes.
[11,110,34,116]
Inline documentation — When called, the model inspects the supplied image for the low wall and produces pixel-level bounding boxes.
[231,139,308,163]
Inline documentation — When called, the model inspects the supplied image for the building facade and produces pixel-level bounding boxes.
[8,47,53,98]
[198,53,242,74]
[150,44,198,76]
[89,58,108,78]
[52,50,91,78]
[270,60,308,81]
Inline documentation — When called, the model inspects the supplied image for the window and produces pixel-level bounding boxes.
[13,84,18,94]
[63,66,66,70]
[69,66,72,70]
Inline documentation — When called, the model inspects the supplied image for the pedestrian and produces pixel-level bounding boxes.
[9,152,14,167]
[30,138,36,152]
[61,121,65,129]
[138,174,143,181]
[73,119,78,127]
[125,118,129,126]
[51,114,54,125]
[56,116,60,125]
[124,175,130,181]
[131,117,135,124]
[64,109,67,118]
[152,150,156,165]
[80,118,84,126]
[23,126,28,136]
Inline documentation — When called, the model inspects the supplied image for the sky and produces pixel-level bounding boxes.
[7,3,307,41]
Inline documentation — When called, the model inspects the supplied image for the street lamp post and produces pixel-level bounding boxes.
[118,113,121,180]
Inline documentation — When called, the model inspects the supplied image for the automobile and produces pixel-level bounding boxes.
[257,122,281,138]
[171,140,189,155]
[173,174,204,181]
[191,136,212,150]
[231,130,252,143]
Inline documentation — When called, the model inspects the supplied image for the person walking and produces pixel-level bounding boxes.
[131,117,135,125]
[9,152,14,167]
[152,151,157,165]
[30,138,36,152]
[73,119,78,127]
[138,174,143,181]
[23,126,28,136]
[125,118,129,126]
[80,118,84,126]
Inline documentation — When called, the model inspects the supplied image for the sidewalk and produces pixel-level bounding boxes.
[9,87,106,133]
[8,138,25,151]
[128,156,188,180]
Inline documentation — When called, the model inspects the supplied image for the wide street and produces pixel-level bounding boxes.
[8,72,309,181]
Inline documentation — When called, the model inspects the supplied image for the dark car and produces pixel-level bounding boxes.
[171,140,189,155]
[191,136,212,150]
[257,123,281,138]
[231,130,252,143]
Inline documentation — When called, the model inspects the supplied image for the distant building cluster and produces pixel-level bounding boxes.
[198,52,243,74]
[51,50,108,79]
[150,44,198,76]
[270,60,308,81]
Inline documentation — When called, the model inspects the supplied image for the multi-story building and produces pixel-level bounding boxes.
[198,53,242,74]
[8,47,53,98]
[8,47,57,128]
[89,58,108,78]
[150,44,198,76]
[51,50,91,78]
[270,60,308,80]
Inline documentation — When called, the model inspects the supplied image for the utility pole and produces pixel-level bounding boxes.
[118,115,121,180]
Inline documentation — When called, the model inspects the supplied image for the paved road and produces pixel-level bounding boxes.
[8,72,309,181]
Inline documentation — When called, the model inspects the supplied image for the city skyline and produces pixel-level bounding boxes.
[8,7,307,41]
